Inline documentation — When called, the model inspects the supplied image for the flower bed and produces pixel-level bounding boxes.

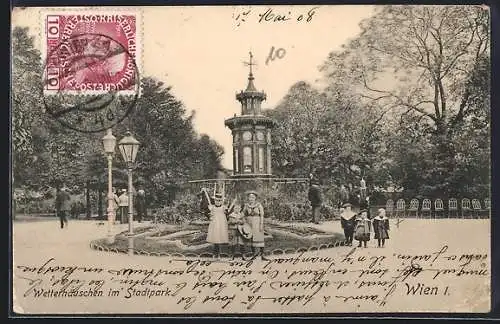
[268,223,331,236]
[95,221,344,256]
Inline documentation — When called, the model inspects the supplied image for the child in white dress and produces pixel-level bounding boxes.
[205,192,229,258]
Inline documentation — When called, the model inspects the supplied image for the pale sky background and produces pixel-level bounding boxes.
[12,6,376,169]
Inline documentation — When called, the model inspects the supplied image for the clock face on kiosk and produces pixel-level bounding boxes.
[256,131,265,141]
[242,131,252,141]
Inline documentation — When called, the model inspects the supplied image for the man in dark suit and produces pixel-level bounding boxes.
[339,184,350,208]
[136,187,147,222]
[55,187,71,229]
[308,179,323,224]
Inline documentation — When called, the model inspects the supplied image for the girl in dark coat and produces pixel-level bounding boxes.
[354,210,372,248]
[372,208,390,247]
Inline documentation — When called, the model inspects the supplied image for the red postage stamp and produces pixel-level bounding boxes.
[43,12,141,95]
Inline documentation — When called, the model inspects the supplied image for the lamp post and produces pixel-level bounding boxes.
[118,131,140,246]
[102,129,117,244]
[118,131,140,234]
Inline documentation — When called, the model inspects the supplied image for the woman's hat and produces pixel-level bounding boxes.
[342,203,352,208]
[214,193,223,199]
[237,223,253,240]
[245,190,259,197]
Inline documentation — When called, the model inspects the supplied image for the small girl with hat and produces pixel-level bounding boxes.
[227,201,248,260]
[354,209,372,248]
[373,208,390,247]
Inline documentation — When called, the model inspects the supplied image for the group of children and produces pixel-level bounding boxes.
[340,203,390,248]
[202,188,267,260]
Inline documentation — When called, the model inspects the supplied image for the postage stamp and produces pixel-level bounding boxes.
[39,10,142,133]
[42,12,141,95]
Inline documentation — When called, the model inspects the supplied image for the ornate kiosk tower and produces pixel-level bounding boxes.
[225,52,277,178]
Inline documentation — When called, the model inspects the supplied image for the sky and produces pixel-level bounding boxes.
[12,5,376,169]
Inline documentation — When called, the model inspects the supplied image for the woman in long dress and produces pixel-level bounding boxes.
[205,191,229,258]
[373,208,390,247]
[242,191,268,260]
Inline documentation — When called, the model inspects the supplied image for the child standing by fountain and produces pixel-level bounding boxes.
[243,191,268,261]
[228,203,247,260]
[205,191,229,258]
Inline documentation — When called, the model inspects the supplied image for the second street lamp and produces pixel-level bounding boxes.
[102,129,117,244]
[118,131,140,242]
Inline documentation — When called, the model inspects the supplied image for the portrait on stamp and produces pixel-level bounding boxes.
[11,5,491,315]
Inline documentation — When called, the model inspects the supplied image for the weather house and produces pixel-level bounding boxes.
[224,52,277,178]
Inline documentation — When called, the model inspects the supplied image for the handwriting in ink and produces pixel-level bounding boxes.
[266,46,286,65]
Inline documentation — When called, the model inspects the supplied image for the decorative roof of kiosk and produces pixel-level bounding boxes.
[224,115,277,129]
[236,51,267,101]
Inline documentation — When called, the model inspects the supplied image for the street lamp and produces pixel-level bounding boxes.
[118,131,140,244]
[102,129,116,244]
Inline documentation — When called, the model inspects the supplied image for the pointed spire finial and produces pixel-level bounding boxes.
[243,51,257,91]
[248,51,254,76]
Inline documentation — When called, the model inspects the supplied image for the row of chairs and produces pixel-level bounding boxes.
[386,198,491,218]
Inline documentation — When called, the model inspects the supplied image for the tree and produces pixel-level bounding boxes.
[265,81,386,190]
[12,27,226,211]
[322,6,489,133]
[193,134,225,179]
[265,81,330,177]
[320,5,490,196]
[12,27,44,186]
[114,78,224,206]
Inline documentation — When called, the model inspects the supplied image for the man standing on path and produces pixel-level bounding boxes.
[136,187,146,222]
[55,187,71,229]
[118,189,129,224]
[308,178,323,224]
[339,184,350,208]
